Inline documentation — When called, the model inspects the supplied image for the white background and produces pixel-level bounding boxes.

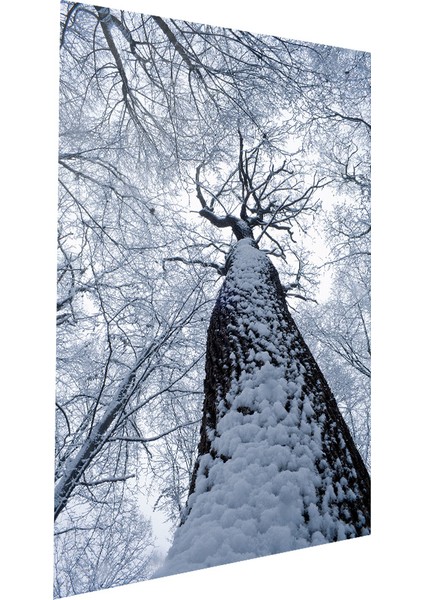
[2,1,421,598]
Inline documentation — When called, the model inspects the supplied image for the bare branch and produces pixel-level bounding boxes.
[325,108,371,131]
[110,418,202,444]
[77,474,136,487]
[163,256,225,275]
[195,164,208,209]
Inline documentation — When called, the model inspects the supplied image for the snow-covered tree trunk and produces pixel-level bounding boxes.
[155,238,370,577]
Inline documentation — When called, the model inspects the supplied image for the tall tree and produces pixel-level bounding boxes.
[155,140,370,577]
[56,1,371,591]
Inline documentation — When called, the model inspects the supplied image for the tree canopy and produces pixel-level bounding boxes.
[55,2,370,595]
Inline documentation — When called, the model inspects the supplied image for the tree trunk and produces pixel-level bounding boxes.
[156,238,370,577]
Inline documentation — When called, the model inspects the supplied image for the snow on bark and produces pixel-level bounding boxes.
[155,238,370,578]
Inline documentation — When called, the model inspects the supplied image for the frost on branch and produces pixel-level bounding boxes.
[155,239,370,577]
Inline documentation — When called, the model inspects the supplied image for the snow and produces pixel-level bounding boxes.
[154,238,369,579]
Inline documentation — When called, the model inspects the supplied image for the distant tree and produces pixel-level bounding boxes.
[54,497,156,597]
[297,119,371,467]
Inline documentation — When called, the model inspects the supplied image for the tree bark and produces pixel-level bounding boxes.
[187,238,370,536]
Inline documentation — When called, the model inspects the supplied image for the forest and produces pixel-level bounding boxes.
[54,1,370,596]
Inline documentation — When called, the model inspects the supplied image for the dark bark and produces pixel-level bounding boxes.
[186,239,370,539]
